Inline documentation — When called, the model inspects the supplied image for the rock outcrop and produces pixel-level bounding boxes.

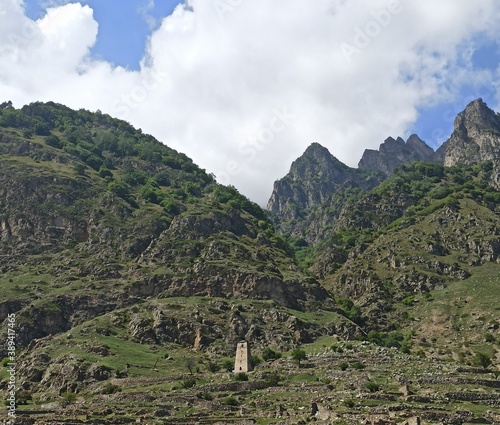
[359,134,436,175]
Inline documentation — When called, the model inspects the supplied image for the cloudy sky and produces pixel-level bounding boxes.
[2,0,500,205]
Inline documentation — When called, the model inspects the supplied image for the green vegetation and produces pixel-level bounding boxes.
[222,359,234,372]
[250,355,262,368]
[262,347,282,361]
[180,379,197,389]
[61,392,77,405]
[365,381,380,392]
[0,100,499,424]
[234,372,249,382]
[366,330,412,353]
[290,349,307,367]
[337,298,363,325]
[473,352,492,369]
[339,361,349,371]
[223,396,239,406]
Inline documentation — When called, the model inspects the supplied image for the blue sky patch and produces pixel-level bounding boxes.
[24,0,183,70]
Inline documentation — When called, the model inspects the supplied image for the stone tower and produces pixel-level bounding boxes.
[234,340,252,373]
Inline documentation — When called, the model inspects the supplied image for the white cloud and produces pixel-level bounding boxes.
[2,0,500,204]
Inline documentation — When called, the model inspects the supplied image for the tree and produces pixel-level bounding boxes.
[290,349,307,367]
[0,101,13,110]
[107,180,132,202]
[98,165,113,179]
[185,357,198,376]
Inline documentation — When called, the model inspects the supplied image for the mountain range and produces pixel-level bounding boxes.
[0,98,498,424]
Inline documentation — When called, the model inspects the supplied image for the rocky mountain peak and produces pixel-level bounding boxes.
[407,133,434,154]
[456,98,500,138]
[358,134,436,176]
[267,143,371,219]
[438,98,500,166]
[290,142,349,179]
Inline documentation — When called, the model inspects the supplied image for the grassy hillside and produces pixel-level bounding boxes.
[0,102,337,361]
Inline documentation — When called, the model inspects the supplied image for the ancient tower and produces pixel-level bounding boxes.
[234,340,252,372]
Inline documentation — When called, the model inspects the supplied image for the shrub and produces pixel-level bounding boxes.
[107,180,133,203]
[161,199,180,215]
[199,391,213,401]
[473,352,491,369]
[222,359,233,372]
[338,298,364,326]
[98,165,113,178]
[223,396,239,406]
[250,355,262,368]
[365,382,380,392]
[351,362,365,370]
[485,333,496,343]
[73,163,86,175]
[123,168,147,185]
[234,372,248,382]
[101,383,122,394]
[140,183,165,204]
[339,362,349,371]
[16,390,32,405]
[206,361,220,373]
[45,134,62,148]
[180,379,196,389]
[265,373,281,386]
[61,391,77,405]
[85,154,103,171]
[262,347,282,361]
[343,399,355,408]
[330,344,344,353]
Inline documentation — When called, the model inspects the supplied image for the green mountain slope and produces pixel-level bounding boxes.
[282,160,500,329]
[269,101,500,360]
[0,101,333,354]
[0,100,499,424]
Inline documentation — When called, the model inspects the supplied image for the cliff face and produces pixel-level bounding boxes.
[358,134,436,175]
[437,98,500,167]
